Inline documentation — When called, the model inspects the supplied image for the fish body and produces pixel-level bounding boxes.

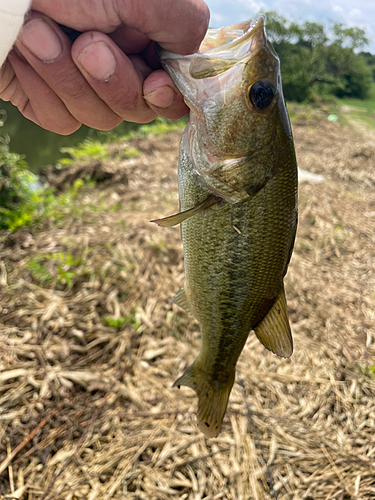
[156,15,298,437]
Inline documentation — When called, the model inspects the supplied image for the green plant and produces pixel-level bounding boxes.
[118,116,187,142]
[0,137,89,232]
[0,142,43,230]
[26,250,90,289]
[102,311,141,330]
[60,139,109,162]
[355,363,375,378]
[26,256,53,283]
[122,147,141,158]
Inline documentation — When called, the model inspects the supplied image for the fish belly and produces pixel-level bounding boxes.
[175,133,297,435]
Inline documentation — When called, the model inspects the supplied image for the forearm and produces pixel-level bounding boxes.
[0,0,31,66]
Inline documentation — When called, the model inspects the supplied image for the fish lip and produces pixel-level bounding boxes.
[158,13,266,62]
[198,14,266,55]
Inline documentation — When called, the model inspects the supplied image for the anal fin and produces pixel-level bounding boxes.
[254,285,293,358]
[151,194,220,227]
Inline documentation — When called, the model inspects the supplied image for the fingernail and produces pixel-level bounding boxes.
[77,42,116,81]
[144,86,176,109]
[19,18,62,62]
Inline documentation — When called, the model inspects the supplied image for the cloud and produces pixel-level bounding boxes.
[204,0,375,52]
[332,5,343,13]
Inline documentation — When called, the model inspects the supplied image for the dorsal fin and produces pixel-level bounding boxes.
[254,286,293,358]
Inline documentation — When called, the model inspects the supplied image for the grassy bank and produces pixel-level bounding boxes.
[338,83,375,128]
[0,117,187,232]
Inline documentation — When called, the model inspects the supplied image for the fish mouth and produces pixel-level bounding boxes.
[158,14,274,81]
[198,14,266,53]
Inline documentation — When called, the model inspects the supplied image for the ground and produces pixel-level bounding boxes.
[0,108,375,500]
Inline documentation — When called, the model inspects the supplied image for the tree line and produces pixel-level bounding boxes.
[264,12,374,102]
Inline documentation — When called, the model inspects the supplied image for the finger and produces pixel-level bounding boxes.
[7,50,81,134]
[0,58,39,124]
[108,25,150,54]
[16,12,122,130]
[124,0,210,54]
[143,70,189,120]
[72,31,157,123]
[32,0,210,54]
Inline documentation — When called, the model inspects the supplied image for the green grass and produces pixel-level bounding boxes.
[101,310,141,330]
[356,363,375,378]
[26,249,91,289]
[0,138,90,231]
[339,83,375,128]
[59,140,109,165]
[117,116,187,142]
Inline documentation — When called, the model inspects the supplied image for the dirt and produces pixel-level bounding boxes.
[0,113,375,500]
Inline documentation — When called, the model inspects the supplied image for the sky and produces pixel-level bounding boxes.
[204,0,375,53]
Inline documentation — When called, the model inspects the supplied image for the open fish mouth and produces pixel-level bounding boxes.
[199,14,266,53]
[159,14,277,81]
[157,13,284,202]
[157,14,279,114]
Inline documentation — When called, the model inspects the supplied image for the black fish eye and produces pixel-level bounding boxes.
[249,80,276,109]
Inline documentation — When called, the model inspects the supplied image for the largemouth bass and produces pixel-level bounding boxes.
[153,14,298,437]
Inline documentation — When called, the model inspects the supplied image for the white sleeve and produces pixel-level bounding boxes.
[0,0,32,67]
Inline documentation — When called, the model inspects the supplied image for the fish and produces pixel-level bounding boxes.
[152,14,298,437]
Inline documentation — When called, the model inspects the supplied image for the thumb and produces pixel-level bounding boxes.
[31,0,210,54]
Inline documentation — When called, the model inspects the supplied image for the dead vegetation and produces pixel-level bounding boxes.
[0,114,375,499]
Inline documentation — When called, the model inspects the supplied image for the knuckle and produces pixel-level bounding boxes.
[126,91,142,111]
[0,61,16,96]
[121,109,157,124]
[114,85,141,111]
[193,1,210,47]
[43,118,81,135]
[54,67,91,101]
[95,115,122,131]
[107,85,144,115]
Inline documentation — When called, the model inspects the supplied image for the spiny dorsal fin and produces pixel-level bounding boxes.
[172,284,193,316]
[151,195,219,227]
[254,286,293,358]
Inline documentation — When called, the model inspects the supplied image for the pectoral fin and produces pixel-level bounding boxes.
[254,286,293,358]
[172,284,193,316]
[151,195,220,227]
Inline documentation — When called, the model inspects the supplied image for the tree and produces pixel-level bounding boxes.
[331,23,369,50]
[263,11,373,101]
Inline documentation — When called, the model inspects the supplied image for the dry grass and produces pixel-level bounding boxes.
[0,114,375,499]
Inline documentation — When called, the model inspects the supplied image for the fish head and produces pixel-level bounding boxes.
[159,14,291,161]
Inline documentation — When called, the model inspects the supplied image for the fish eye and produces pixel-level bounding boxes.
[249,80,276,110]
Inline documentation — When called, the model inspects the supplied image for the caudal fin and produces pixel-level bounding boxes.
[173,362,235,438]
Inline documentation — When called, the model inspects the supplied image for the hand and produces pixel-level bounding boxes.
[0,0,209,134]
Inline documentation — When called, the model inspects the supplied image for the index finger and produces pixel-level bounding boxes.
[31,0,210,54]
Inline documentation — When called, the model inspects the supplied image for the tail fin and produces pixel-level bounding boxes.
[173,362,235,438]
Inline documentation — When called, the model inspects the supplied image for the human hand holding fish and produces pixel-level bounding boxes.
[153,14,298,437]
[0,0,209,133]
